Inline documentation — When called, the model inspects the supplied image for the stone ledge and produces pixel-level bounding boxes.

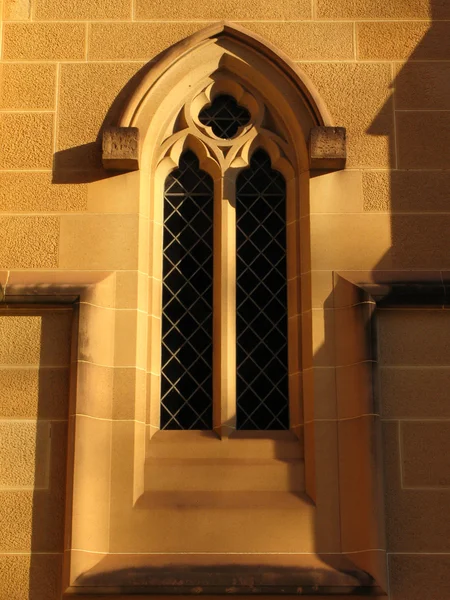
[102,126,139,171]
[309,126,346,171]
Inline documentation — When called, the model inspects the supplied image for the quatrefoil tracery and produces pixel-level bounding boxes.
[198,94,251,140]
[158,77,294,179]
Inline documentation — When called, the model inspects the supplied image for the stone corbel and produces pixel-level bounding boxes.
[309,126,346,171]
[102,126,140,171]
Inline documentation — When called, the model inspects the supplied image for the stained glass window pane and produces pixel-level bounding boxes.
[161,151,214,430]
[236,149,289,430]
[198,95,250,139]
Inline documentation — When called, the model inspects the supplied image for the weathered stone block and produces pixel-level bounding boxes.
[309,126,346,170]
[102,126,139,171]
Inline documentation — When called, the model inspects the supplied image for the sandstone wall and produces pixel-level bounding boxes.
[0,0,449,598]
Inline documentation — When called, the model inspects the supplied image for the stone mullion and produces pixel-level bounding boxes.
[213,174,237,437]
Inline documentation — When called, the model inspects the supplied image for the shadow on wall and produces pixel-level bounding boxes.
[316,0,450,595]
[28,310,73,599]
[368,0,450,273]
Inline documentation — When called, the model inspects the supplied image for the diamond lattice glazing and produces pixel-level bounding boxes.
[198,94,251,139]
[236,149,289,430]
[161,151,214,430]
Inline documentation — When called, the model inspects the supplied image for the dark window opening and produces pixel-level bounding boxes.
[161,150,214,429]
[236,149,289,430]
[199,94,251,139]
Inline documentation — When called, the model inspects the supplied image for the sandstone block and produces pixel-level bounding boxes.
[102,127,139,171]
[58,63,143,153]
[309,126,346,171]
[0,172,87,212]
[0,421,49,488]
[0,113,53,169]
[397,111,450,170]
[317,0,436,19]
[357,22,449,60]
[135,0,311,19]
[0,216,59,269]
[35,0,130,20]
[363,170,450,212]
[0,368,69,419]
[3,0,31,20]
[389,555,450,600]
[244,22,354,61]
[301,63,393,168]
[0,63,55,110]
[0,554,62,600]
[380,367,450,419]
[396,63,450,111]
[378,309,450,366]
[3,22,85,60]
[59,214,139,270]
[88,22,203,61]
[402,421,450,487]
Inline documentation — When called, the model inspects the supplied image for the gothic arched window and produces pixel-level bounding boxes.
[158,83,298,433]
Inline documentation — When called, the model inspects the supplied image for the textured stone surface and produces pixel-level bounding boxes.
[380,367,450,419]
[0,316,42,365]
[309,126,346,170]
[396,63,450,111]
[102,127,139,171]
[383,422,450,553]
[317,0,434,18]
[402,422,450,487]
[0,216,59,268]
[136,0,311,19]
[397,112,450,170]
[301,63,393,168]
[0,314,71,365]
[244,22,354,61]
[357,22,450,60]
[0,172,87,212]
[3,23,86,60]
[378,310,450,366]
[0,113,53,169]
[0,63,56,110]
[3,0,31,20]
[0,491,33,550]
[0,554,62,600]
[363,170,450,212]
[389,555,450,600]
[35,0,131,20]
[0,368,69,419]
[0,421,49,488]
[88,22,204,60]
[58,63,143,153]
[0,488,65,552]
[390,214,450,269]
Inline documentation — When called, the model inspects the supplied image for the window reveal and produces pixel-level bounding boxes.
[160,151,214,430]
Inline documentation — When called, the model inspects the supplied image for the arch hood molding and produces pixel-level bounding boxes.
[101,22,345,172]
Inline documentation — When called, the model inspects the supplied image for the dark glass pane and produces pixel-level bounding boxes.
[161,150,213,430]
[199,95,251,139]
[236,149,289,430]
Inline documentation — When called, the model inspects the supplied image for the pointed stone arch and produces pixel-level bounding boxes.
[102,22,341,174]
